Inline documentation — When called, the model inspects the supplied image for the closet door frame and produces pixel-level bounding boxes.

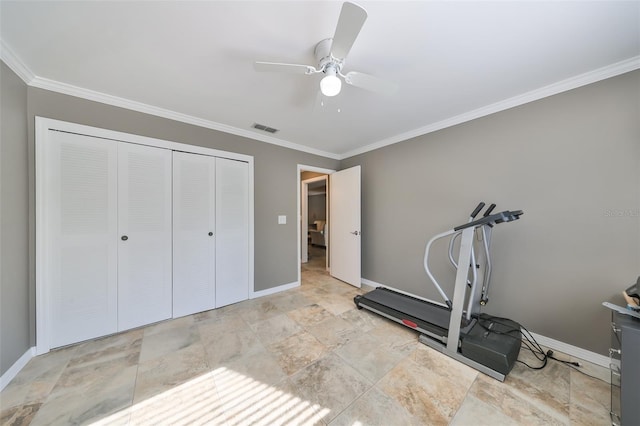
[36,117,254,355]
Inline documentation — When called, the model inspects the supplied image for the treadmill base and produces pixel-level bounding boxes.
[419,334,507,382]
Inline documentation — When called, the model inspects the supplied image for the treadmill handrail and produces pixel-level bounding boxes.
[480,225,492,303]
[453,210,523,232]
[424,228,458,308]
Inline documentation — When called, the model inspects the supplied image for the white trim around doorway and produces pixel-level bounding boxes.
[297,165,336,286]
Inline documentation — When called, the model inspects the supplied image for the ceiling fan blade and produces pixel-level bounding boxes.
[330,2,368,59]
[254,61,315,75]
[344,71,398,95]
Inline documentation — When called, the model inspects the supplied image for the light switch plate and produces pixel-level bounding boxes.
[278,215,287,225]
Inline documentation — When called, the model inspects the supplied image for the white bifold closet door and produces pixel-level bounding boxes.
[173,154,249,313]
[215,157,250,307]
[48,131,119,348]
[173,152,216,317]
[117,143,173,330]
[47,133,172,346]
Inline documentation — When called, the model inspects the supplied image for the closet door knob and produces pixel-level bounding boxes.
[208,232,214,236]
[121,235,128,241]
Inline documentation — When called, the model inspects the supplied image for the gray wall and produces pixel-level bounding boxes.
[341,70,640,355]
[1,62,30,375]
[308,194,327,224]
[301,172,329,224]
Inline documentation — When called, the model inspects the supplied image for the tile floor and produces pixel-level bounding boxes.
[1,247,611,425]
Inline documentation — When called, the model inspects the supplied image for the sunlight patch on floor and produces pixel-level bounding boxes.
[91,367,330,425]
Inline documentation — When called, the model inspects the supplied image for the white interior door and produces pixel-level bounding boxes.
[117,143,173,330]
[329,166,361,287]
[216,158,250,307]
[173,152,216,317]
[47,131,119,348]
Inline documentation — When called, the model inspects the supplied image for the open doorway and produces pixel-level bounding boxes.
[304,176,327,267]
[298,165,335,284]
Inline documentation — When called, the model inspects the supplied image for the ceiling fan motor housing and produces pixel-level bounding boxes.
[315,38,344,74]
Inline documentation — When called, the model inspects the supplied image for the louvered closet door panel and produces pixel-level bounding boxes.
[117,143,173,330]
[172,152,216,317]
[216,158,249,307]
[48,131,118,348]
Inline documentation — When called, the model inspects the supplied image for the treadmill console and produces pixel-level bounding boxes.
[453,210,523,232]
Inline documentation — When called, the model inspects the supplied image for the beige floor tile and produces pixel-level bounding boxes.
[338,308,385,332]
[31,364,137,425]
[299,286,332,304]
[2,344,79,406]
[287,304,335,327]
[238,298,285,324]
[0,382,35,411]
[213,377,327,426]
[134,342,209,403]
[367,319,418,356]
[202,328,264,365]
[142,315,194,336]
[265,291,315,313]
[0,252,613,425]
[139,324,200,363]
[289,353,372,424]
[52,348,139,399]
[306,315,359,350]
[212,349,288,388]
[329,387,421,426]
[197,314,251,342]
[267,379,331,426]
[316,293,358,316]
[334,333,413,382]
[377,345,478,425]
[0,402,42,425]
[569,368,610,425]
[450,394,520,426]
[268,330,329,376]
[502,356,570,422]
[250,312,304,346]
[129,372,222,426]
[193,302,245,325]
[469,373,568,425]
[570,356,610,383]
[70,328,143,369]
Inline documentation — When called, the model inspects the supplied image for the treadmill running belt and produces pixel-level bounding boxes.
[359,287,452,330]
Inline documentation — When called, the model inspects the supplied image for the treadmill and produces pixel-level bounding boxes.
[354,204,524,381]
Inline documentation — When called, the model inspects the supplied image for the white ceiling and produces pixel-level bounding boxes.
[2,1,639,159]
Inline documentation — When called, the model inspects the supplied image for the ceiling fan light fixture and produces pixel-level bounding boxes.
[320,66,342,97]
[255,3,396,98]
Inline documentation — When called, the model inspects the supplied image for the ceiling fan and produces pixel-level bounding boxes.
[254,2,397,98]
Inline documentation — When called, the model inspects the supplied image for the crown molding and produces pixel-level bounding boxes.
[28,76,341,160]
[3,33,637,162]
[0,39,35,84]
[0,37,339,159]
[339,55,640,160]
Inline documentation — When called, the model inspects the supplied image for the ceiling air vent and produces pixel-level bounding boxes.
[251,123,279,134]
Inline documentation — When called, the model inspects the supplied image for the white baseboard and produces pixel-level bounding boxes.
[0,347,35,391]
[360,278,379,290]
[250,281,299,299]
[529,332,609,368]
[360,278,609,368]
